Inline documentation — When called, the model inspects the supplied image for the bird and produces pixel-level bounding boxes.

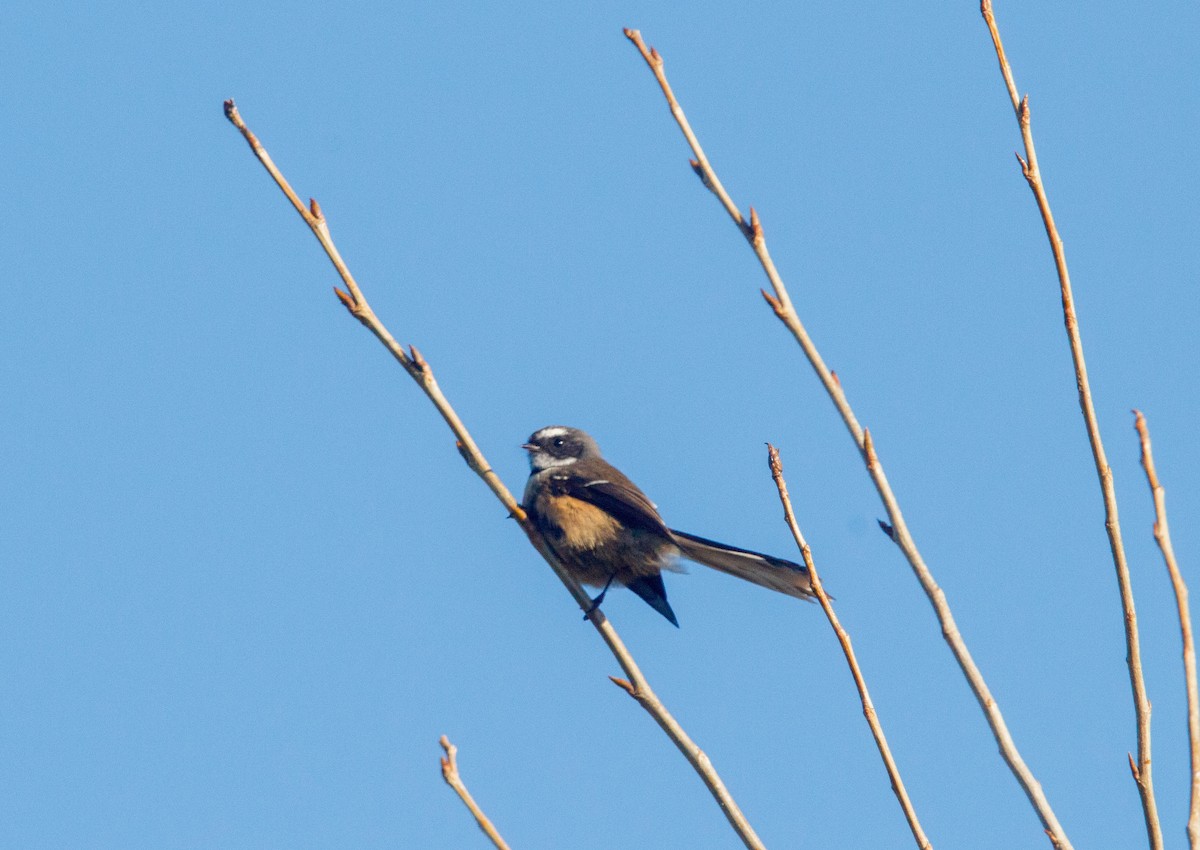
[521,426,814,626]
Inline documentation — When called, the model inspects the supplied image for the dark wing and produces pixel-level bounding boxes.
[548,468,672,539]
[625,574,680,627]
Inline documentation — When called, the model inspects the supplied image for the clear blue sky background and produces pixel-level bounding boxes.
[3,2,1198,848]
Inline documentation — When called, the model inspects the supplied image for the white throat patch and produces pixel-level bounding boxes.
[530,452,578,471]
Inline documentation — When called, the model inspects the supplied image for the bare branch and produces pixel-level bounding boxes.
[624,29,1072,850]
[622,31,750,239]
[225,99,768,850]
[1134,411,1199,848]
[768,446,933,850]
[980,5,1161,848]
[439,736,513,850]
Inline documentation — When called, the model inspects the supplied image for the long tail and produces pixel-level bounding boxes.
[669,529,815,600]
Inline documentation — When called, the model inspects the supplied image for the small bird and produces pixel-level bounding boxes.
[522,426,814,626]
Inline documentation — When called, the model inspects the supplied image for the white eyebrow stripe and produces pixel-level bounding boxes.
[584,479,610,487]
[535,426,569,439]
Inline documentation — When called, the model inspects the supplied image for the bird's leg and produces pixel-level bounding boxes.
[583,573,619,620]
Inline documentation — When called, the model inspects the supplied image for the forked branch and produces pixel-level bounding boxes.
[624,27,1072,850]
[768,446,933,850]
[224,99,768,850]
[980,4,1161,848]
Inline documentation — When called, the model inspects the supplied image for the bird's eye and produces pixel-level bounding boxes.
[553,437,565,448]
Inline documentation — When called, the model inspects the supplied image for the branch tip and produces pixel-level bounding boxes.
[623,28,654,64]
[223,99,250,136]
[767,443,783,478]
[439,735,457,778]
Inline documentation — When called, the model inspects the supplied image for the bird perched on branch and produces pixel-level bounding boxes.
[522,426,814,626]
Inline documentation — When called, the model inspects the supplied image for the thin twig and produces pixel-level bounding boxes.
[439,736,513,850]
[1134,411,1199,848]
[980,5,1161,848]
[624,28,1073,849]
[768,445,933,850]
[224,99,768,850]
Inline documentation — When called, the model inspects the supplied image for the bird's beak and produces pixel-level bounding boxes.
[521,443,537,452]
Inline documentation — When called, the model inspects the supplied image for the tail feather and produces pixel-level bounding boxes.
[669,529,814,600]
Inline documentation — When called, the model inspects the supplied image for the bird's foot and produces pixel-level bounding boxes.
[582,575,617,621]
[582,588,608,620]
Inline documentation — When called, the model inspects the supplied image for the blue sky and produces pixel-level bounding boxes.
[3,2,1198,848]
